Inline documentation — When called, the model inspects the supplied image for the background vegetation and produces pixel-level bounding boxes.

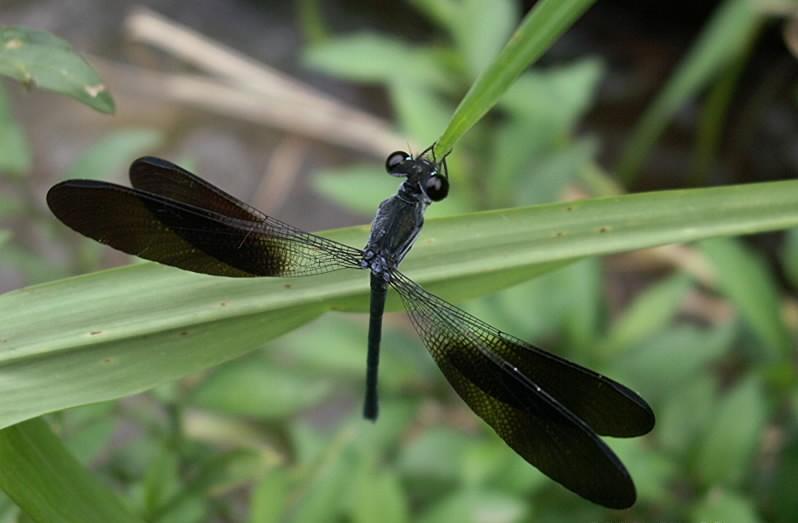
[1,0,797,522]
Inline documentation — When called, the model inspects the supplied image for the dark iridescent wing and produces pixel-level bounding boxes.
[47,161,362,277]
[389,271,655,509]
[128,156,267,221]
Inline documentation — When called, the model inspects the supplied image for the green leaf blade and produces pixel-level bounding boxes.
[434,0,597,155]
[0,27,115,114]
[701,237,791,359]
[2,179,798,429]
[695,375,767,486]
[0,418,143,523]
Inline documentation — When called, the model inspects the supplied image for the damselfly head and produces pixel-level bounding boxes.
[384,149,448,201]
[385,150,411,174]
[422,173,449,201]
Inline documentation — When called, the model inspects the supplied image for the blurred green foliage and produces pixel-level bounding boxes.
[615,0,761,183]
[0,85,30,175]
[1,1,797,522]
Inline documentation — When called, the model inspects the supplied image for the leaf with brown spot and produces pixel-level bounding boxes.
[0,27,115,113]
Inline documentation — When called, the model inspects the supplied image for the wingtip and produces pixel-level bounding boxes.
[129,156,181,175]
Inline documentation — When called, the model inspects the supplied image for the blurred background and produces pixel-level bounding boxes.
[1,0,797,521]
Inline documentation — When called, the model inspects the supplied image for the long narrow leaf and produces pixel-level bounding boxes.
[0,418,143,523]
[1,179,798,429]
[701,237,791,358]
[434,0,596,156]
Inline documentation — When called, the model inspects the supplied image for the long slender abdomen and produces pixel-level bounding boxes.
[364,272,387,420]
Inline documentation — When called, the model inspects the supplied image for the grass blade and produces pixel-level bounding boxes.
[0,418,143,523]
[434,0,596,156]
[1,179,797,429]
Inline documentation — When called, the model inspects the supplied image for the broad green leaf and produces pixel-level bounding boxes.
[65,129,163,181]
[0,84,31,175]
[701,237,791,358]
[0,27,114,113]
[2,179,798,429]
[0,418,143,523]
[303,33,450,89]
[616,0,760,182]
[599,275,692,357]
[690,488,761,523]
[435,0,597,156]
[695,375,767,486]
[190,356,333,419]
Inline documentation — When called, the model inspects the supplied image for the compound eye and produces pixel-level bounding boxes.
[423,174,449,201]
[385,150,410,173]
